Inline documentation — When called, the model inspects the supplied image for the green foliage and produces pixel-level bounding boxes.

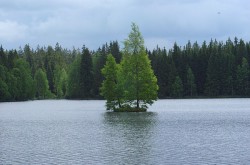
[0,79,10,101]
[171,76,183,97]
[0,46,7,67]
[187,67,197,96]
[54,65,68,98]
[1,31,250,102]
[236,57,249,95]
[101,23,158,111]
[12,59,35,100]
[79,46,93,98]
[66,56,81,98]
[100,54,121,110]
[34,68,51,99]
[0,65,10,100]
[124,22,145,54]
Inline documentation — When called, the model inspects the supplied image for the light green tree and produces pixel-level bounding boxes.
[120,23,158,110]
[54,65,68,98]
[35,68,51,99]
[101,23,158,111]
[12,59,35,100]
[66,56,81,98]
[100,54,122,110]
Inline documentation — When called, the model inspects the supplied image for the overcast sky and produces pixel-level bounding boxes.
[1,0,250,50]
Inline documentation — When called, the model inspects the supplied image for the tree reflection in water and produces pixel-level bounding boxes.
[102,112,158,164]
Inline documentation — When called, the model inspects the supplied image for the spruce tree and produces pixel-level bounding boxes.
[79,46,93,98]
[187,67,197,96]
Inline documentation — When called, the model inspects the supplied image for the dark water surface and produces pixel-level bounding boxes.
[0,99,250,164]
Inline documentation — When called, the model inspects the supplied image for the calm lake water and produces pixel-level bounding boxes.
[0,99,250,164]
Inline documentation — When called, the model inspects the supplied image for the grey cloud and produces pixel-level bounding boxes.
[0,0,250,50]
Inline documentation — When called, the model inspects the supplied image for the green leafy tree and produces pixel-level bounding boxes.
[66,56,81,98]
[100,54,122,110]
[24,44,35,76]
[54,66,68,98]
[12,59,35,100]
[100,23,158,111]
[6,71,18,100]
[120,23,158,109]
[92,45,107,97]
[35,68,51,99]
[44,46,55,93]
[0,65,10,101]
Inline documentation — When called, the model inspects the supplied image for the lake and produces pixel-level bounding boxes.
[0,99,250,164]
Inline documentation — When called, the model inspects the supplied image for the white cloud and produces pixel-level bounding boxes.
[0,20,27,42]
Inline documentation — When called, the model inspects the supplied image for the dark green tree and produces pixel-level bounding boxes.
[44,46,55,93]
[187,67,197,96]
[23,44,35,76]
[92,45,107,97]
[0,65,10,101]
[0,46,7,67]
[79,46,93,98]
[236,57,249,95]
[171,76,183,97]
[109,41,121,63]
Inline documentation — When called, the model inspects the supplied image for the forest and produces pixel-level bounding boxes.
[1,37,250,101]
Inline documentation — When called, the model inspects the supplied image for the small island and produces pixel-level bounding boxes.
[100,23,159,112]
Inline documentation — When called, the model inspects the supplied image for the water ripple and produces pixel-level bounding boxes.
[1,99,250,164]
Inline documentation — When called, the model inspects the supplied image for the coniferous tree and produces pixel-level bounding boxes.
[67,56,81,98]
[79,46,93,98]
[187,67,197,96]
[54,65,68,98]
[109,41,121,63]
[120,23,158,109]
[0,65,10,101]
[0,46,7,67]
[236,57,249,96]
[171,76,183,97]
[44,46,55,93]
[92,45,107,97]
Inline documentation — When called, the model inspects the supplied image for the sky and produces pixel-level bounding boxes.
[0,0,250,51]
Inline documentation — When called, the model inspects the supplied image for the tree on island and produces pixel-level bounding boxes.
[100,23,158,112]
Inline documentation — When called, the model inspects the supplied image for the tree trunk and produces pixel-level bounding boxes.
[136,98,139,109]
[136,56,139,109]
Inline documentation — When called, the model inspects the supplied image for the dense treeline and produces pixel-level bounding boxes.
[148,38,250,97]
[1,37,250,101]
